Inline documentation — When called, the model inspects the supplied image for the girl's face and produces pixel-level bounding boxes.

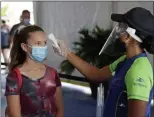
[21,31,47,54]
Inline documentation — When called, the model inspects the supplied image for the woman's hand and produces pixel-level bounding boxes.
[50,37,70,58]
[51,39,112,81]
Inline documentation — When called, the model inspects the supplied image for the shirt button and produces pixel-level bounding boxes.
[42,96,45,99]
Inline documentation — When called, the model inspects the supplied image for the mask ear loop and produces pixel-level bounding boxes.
[27,48,35,61]
[123,32,130,44]
[21,43,34,60]
[125,38,131,44]
[125,32,141,48]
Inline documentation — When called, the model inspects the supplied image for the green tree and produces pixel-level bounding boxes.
[1,5,8,17]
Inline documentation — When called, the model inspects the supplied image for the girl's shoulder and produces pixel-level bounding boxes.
[7,68,21,82]
[45,65,56,71]
[8,68,19,75]
[45,65,58,76]
[45,65,61,86]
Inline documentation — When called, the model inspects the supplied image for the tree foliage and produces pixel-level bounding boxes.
[60,25,122,75]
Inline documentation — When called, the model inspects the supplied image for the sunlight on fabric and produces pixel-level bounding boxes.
[1,2,34,27]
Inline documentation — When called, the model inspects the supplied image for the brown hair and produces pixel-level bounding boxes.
[22,10,30,15]
[9,25,44,71]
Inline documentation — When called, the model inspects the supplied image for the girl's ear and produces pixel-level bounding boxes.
[21,43,28,52]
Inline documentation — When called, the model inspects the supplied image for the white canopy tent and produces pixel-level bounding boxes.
[33,2,154,117]
[33,1,154,72]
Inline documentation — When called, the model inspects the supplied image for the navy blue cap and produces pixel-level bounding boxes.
[111,7,154,36]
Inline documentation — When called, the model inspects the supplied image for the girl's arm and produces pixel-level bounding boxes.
[5,71,22,117]
[6,95,22,117]
[55,87,64,117]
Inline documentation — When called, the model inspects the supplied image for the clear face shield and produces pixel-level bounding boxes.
[99,23,129,56]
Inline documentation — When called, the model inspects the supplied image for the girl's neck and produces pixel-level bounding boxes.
[23,57,42,68]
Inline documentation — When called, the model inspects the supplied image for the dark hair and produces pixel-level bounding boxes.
[22,10,30,15]
[2,20,6,24]
[128,25,154,54]
[9,25,44,71]
[140,35,154,54]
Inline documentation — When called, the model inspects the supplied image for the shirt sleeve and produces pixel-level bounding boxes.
[9,25,18,36]
[5,70,20,96]
[55,72,61,87]
[125,65,153,102]
[109,55,126,73]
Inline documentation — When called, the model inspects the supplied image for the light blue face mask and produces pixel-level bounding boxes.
[23,18,30,25]
[28,45,48,62]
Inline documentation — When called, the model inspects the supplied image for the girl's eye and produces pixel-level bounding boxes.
[35,41,47,46]
[37,42,41,46]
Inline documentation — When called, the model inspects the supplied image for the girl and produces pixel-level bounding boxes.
[5,25,64,117]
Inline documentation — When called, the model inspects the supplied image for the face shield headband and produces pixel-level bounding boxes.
[99,23,142,55]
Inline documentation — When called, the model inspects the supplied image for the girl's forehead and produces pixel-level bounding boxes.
[27,31,47,42]
[29,31,46,38]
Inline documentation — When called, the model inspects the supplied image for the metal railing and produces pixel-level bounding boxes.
[58,73,88,82]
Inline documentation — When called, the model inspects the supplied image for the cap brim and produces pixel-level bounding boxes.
[111,13,125,22]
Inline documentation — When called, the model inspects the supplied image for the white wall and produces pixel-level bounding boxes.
[1,2,34,27]
[33,1,154,76]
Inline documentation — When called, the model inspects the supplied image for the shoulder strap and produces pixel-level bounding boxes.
[115,53,147,75]
[13,68,22,89]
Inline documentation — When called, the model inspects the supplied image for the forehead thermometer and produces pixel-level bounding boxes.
[48,33,61,53]
[48,33,59,48]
